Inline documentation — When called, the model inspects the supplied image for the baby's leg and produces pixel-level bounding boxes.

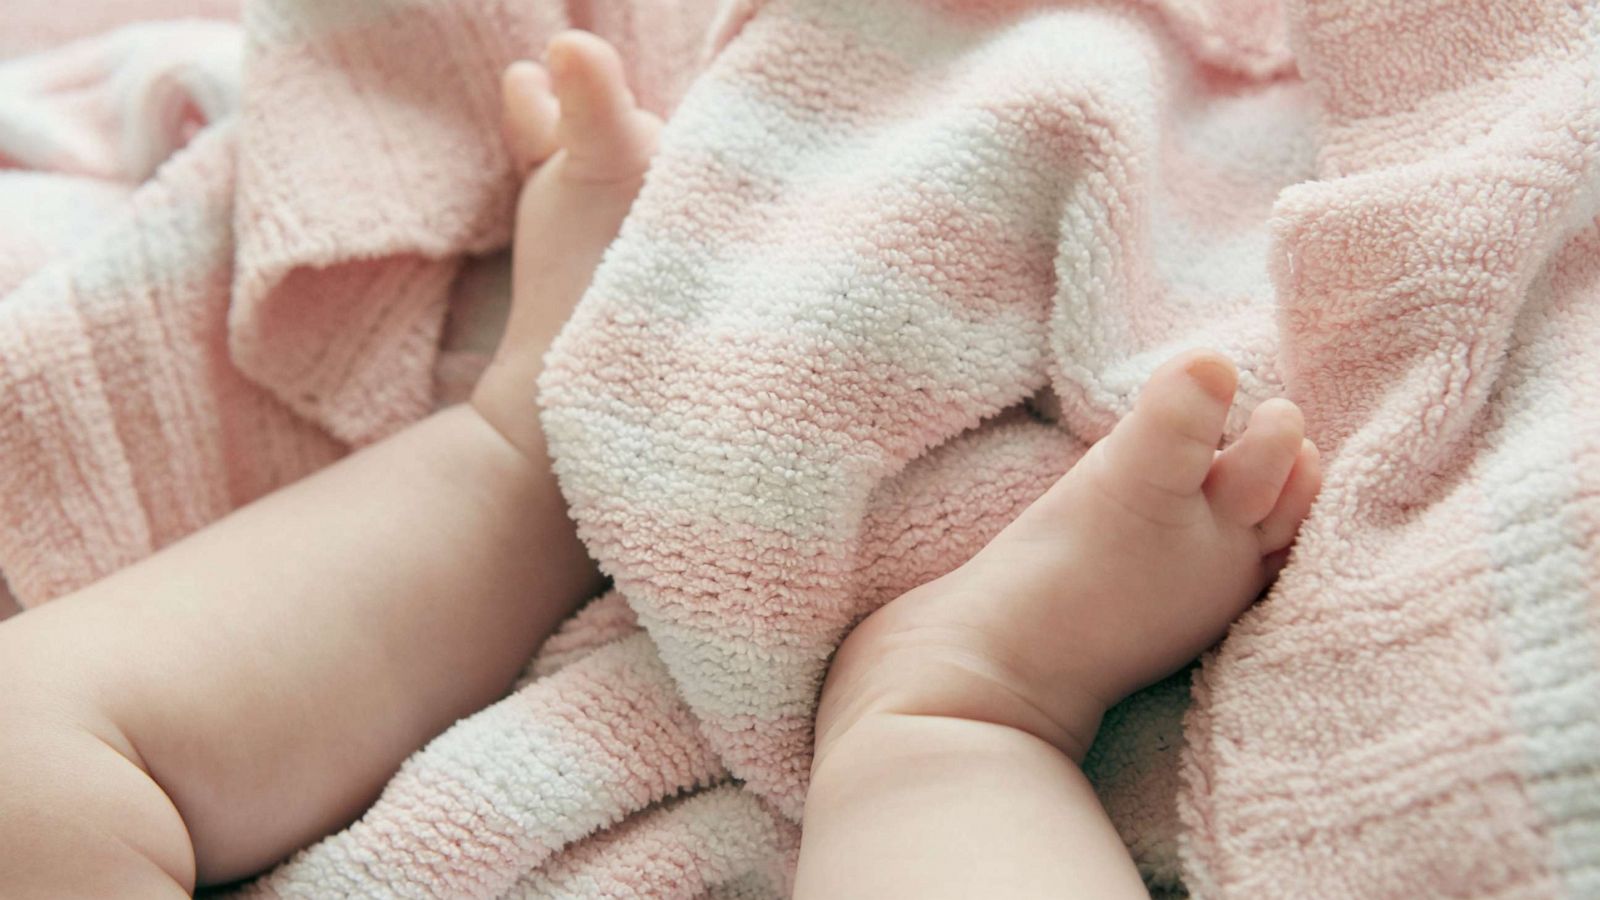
[0,408,588,896]
[796,352,1322,898]
[0,33,653,896]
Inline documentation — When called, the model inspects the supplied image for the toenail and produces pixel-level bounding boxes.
[1185,356,1236,401]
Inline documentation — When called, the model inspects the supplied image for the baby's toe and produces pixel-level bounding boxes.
[546,31,659,181]
[501,61,560,177]
[1255,439,1322,552]
[1202,398,1304,527]
[1093,350,1237,513]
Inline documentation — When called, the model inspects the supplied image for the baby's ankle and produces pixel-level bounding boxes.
[410,403,562,526]
[814,583,1110,766]
[469,353,555,470]
[809,703,1089,807]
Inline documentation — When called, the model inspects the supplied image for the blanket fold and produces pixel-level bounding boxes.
[1181,4,1600,892]
[542,0,1600,895]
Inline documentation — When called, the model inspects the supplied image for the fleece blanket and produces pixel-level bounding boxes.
[3,1,1598,898]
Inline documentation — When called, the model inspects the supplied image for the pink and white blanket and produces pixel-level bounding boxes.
[2,1,1597,897]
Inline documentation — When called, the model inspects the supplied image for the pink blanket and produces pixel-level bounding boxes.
[3,0,1597,896]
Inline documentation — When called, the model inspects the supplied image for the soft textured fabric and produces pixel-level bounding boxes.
[2,1,1597,898]
[542,0,1600,895]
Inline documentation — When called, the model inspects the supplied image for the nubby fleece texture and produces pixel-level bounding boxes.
[1,0,1597,897]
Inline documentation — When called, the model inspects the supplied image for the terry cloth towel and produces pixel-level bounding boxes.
[540,0,1600,896]
[2,0,1598,897]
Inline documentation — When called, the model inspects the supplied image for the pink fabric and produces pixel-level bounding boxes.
[0,0,239,61]
[0,0,717,598]
[0,3,782,896]
[3,0,1597,896]
[541,0,1600,895]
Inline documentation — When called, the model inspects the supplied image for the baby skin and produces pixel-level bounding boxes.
[0,31,1321,900]
[798,351,1320,898]
[0,32,660,896]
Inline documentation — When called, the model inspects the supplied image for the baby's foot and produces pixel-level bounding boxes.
[818,350,1322,761]
[472,31,660,459]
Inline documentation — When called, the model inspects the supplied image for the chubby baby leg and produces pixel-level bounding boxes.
[797,351,1321,899]
[0,31,653,896]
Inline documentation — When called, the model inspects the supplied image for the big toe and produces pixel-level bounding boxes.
[1091,350,1237,514]
[545,30,659,181]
